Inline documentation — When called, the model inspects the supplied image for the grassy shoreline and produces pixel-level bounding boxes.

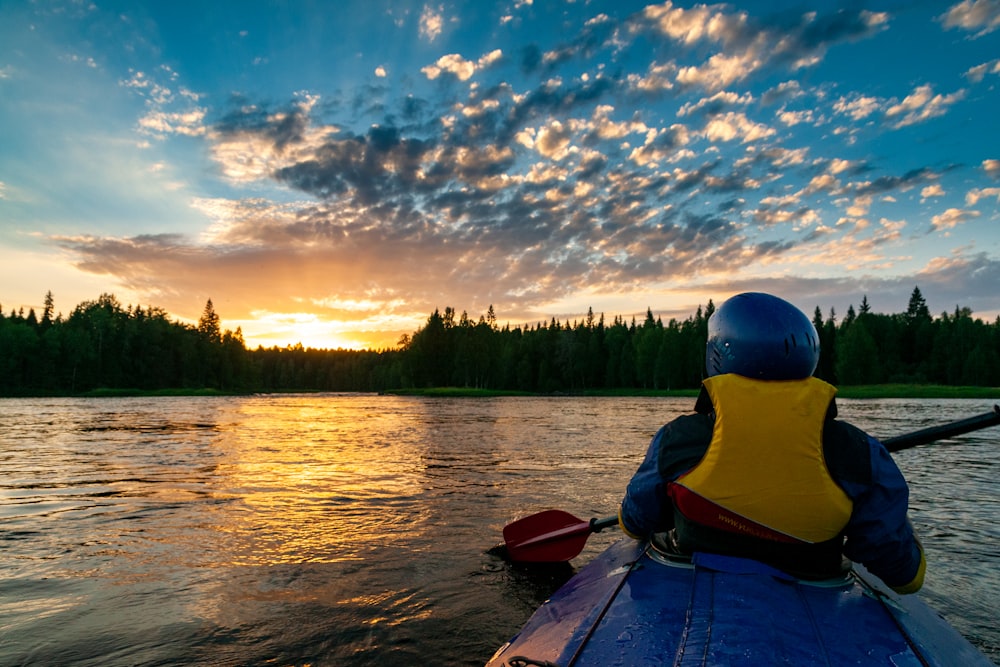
[834,384,1000,399]
[0,387,253,399]
[3,384,998,400]
[384,385,1000,399]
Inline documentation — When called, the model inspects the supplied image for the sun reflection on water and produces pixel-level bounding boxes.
[194,396,433,567]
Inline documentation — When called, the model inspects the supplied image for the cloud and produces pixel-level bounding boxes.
[61,53,98,69]
[921,184,945,199]
[965,58,1000,81]
[914,251,1000,310]
[51,232,439,344]
[803,173,840,195]
[760,80,804,107]
[23,0,1000,345]
[587,105,648,140]
[273,125,441,204]
[419,4,445,42]
[885,84,966,128]
[828,159,855,175]
[702,112,775,143]
[757,214,905,272]
[845,194,874,218]
[833,94,881,120]
[534,120,574,160]
[848,167,939,199]
[752,194,820,228]
[777,108,815,127]
[52,193,750,335]
[678,91,754,117]
[965,187,1000,205]
[628,125,692,166]
[940,0,1000,37]
[121,68,207,139]
[209,96,337,183]
[640,2,746,46]
[676,51,765,92]
[422,54,475,81]
[931,207,980,231]
[421,49,502,81]
[138,108,207,137]
[629,5,889,94]
[834,83,970,133]
[57,67,787,330]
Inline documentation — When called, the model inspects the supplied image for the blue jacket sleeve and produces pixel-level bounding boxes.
[620,425,673,538]
[840,435,926,593]
[620,414,713,538]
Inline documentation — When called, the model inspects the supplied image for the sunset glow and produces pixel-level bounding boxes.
[2,1,999,350]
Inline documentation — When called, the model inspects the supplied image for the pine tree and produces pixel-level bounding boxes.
[198,299,221,343]
[836,319,879,384]
[904,286,931,324]
[41,291,55,330]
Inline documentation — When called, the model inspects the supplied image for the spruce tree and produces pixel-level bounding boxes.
[198,299,222,343]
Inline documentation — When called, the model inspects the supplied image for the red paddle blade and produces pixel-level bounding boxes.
[503,509,594,562]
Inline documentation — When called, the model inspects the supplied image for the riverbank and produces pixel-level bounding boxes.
[836,384,1000,399]
[384,384,1000,399]
[3,384,998,400]
[0,387,252,399]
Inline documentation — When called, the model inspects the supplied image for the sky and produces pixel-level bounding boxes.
[1,0,999,351]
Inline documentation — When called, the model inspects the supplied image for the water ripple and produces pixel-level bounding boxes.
[0,395,997,665]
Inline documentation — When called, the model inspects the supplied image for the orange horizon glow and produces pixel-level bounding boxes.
[239,327,406,352]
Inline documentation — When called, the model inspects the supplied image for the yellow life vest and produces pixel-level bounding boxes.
[670,374,852,544]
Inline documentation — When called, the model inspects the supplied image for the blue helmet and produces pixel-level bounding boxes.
[706,292,819,380]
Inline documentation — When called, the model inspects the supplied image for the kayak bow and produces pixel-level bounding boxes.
[487,539,995,666]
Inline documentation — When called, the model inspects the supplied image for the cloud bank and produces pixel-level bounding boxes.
[18,0,1000,347]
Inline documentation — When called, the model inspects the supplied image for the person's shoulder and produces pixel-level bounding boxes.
[824,419,873,485]
[655,413,713,479]
[826,418,871,443]
[662,412,714,440]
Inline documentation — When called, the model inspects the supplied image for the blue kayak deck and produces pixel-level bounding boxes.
[488,539,994,666]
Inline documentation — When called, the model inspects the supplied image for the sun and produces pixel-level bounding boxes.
[235,313,404,351]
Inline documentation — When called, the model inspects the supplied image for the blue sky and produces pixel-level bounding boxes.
[2,0,999,350]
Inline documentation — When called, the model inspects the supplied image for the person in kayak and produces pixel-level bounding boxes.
[618,292,926,594]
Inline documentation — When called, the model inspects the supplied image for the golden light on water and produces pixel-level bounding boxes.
[206,399,430,568]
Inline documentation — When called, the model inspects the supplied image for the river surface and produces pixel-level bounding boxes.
[1,395,997,665]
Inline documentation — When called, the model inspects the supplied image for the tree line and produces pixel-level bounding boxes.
[1,287,998,397]
[0,293,251,395]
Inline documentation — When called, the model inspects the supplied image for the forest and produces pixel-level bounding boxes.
[1,287,999,397]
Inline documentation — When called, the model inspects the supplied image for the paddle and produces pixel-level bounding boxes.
[502,510,620,563]
[881,404,1000,452]
[504,405,1000,563]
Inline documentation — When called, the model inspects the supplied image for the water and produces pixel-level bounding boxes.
[0,395,997,665]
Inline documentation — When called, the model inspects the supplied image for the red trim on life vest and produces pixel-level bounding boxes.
[668,484,805,544]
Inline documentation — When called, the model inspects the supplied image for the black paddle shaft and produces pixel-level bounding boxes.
[880,404,1000,453]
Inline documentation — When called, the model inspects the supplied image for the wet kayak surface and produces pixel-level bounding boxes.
[487,539,995,666]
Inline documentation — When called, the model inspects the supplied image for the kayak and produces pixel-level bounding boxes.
[487,538,994,666]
